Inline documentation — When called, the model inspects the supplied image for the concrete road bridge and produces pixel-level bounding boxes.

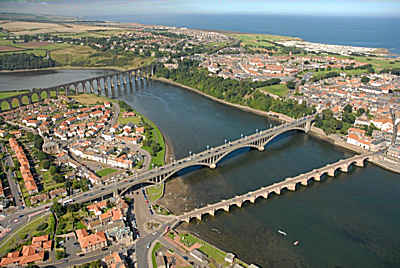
[177,152,376,223]
[71,115,314,204]
[0,64,156,112]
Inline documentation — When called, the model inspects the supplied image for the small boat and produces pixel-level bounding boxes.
[293,240,299,246]
[278,230,287,236]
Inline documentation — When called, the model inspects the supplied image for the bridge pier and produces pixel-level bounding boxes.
[258,146,264,151]
[355,159,365,167]
[223,205,229,212]
[300,179,308,186]
[340,164,349,173]
[288,184,296,191]
[196,214,202,221]
[327,168,336,177]
[210,163,216,169]
[313,173,321,181]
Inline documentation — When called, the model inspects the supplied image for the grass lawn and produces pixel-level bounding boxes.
[57,210,88,235]
[259,84,289,97]
[118,115,141,125]
[146,183,164,202]
[179,233,227,265]
[230,33,298,44]
[142,117,166,168]
[71,94,110,105]
[0,214,52,256]
[151,242,163,268]
[96,168,118,177]
[307,68,370,81]
[40,170,65,192]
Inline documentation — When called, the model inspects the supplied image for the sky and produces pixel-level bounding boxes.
[0,0,399,18]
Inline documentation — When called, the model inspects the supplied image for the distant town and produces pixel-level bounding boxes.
[0,16,399,268]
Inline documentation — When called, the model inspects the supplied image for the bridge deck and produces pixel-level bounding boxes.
[177,152,375,222]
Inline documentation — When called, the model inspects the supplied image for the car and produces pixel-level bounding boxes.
[146,243,150,249]
[183,256,189,261]
[14,219,18,223]
[18,214,24,218]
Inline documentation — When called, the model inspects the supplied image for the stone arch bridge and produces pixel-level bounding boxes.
[0,64,156,112]
[177,152,375,223]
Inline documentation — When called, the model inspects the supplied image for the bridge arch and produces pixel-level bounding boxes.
[1,100,11,111]
[21,95,30,105]
[11,97,21,108]
[40,90,49,100]
[213,127,307,168]
[31,92,40,103]
[159,162,212,183]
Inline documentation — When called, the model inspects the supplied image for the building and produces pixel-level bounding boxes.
[386,145,400,161]
[102,252,127,268]
[76,229,108,253]
[0,235,52,266]
[225,253,235,264]
[346,128,372,150]
[190,249,208,263]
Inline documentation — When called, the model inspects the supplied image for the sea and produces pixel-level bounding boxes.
[87,13,400,55]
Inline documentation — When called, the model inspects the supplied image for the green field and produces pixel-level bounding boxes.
[142,116,166,168]
[259,84,289,97]
[96,168,117,177]
[146,183,164,202]
[56,210,88,235]
[179,233,227,265]
[0,214,53,256]
[336,55,400,71]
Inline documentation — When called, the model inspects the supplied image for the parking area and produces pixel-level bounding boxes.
[63,234,81,257]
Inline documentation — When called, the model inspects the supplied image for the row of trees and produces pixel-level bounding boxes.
[0,53,55,70]
[156,61,315,118]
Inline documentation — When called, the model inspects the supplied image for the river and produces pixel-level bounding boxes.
[1,70,399,268]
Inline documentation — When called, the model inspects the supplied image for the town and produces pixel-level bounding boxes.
[0,16,399,268]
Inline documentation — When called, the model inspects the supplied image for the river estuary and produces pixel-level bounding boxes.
[1,70,400,268]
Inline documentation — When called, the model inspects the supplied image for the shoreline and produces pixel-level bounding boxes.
[153,77,400,174]
[0,66,121,74]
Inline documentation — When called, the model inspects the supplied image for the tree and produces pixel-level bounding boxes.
[286,81,296,90]
[34,135,44,150]
[40,159,50,169]
[49,165,58,175]
[343,104,353,114]
[38,151,48,161]
[53,174,64,183]
[361,76,370,84]
[356,108,366,116]
[51,201,66,217]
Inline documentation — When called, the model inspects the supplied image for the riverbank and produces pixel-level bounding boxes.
[0,66,121,74]
[154,77,400,175]
[154,77,291,123]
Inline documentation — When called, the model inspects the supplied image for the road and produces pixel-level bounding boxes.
[3,145,24,208]
[70,116,312,204]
